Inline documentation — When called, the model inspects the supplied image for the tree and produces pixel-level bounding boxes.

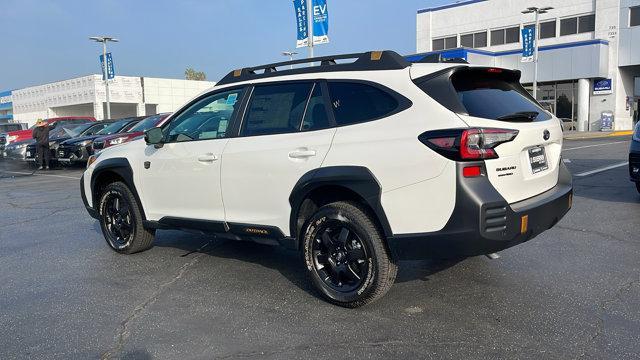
[185,67,207,81]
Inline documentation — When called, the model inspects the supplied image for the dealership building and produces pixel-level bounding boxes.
[5,75,214,127]
[414,0,640,131]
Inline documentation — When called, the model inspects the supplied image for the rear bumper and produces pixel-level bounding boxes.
[388,161,573,260]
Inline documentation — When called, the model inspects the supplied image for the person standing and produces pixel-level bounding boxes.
[32,119,50,170]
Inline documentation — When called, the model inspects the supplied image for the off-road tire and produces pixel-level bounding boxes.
[302,201,397,308]
[98,181,155,254]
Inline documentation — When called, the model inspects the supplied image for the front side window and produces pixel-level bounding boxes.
[328,82,399,126]
[165,88,243,142]
[240,83,312,137]
[631,6,640,27]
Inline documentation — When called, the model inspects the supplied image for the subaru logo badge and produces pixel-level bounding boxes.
[543,129,550,141]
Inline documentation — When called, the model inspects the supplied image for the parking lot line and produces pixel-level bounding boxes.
[0,170,81,180]
[574,161,629,177]
[563,141,628,151]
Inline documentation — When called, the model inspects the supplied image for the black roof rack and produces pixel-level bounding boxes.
[411,53,469,64]
[217,50,411,85]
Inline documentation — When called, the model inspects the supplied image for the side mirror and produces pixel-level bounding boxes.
[144,127,164,148]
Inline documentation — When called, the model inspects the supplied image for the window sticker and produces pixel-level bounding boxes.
[218,119,228,133]
[226,93,238,105]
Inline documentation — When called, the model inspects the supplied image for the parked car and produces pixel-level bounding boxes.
[630,121,640,193]
[0,123,27,134]
[25,121,115,165]
[0,117,95,153]
[92,113,171,151]
[81,51,573,307]
[58,117,141,164]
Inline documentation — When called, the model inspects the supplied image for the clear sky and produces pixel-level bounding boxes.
[0,0,454,90]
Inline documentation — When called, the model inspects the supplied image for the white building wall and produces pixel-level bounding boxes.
[142,78,215,114]
[417,0,596,53]
[11,75,215,126]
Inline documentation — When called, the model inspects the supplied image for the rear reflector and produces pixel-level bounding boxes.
[520,215,528,234]
[462,166,482,177]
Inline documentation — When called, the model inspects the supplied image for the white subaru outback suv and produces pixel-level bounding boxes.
[81,51,572,307]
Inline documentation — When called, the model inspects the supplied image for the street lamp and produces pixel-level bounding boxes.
[521,6,553,100]
[282,51,299,69]
[89,36,119,120]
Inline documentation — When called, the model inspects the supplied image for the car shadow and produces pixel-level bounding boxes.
[150,229,462,295]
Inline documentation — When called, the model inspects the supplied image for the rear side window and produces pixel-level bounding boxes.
[241,83,312,136]
[328,82,399,126]
[415,67,550,121]
[301,84,330,131]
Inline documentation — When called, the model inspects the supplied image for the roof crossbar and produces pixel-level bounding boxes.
[217,50,411,85]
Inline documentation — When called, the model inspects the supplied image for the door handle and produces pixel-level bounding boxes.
[288,149,317,159]
[197,153,219,162]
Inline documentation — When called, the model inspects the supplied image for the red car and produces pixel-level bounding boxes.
[1,116,96,149]
[92,113,171,151]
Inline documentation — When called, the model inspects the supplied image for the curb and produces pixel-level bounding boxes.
[563,130,633,140]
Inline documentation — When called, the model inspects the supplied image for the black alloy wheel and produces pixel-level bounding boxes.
[101,192,134,250]
[312,220,369,293]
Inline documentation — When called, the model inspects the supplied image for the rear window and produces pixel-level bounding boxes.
[416,67,551,121]
[328,82,399,126]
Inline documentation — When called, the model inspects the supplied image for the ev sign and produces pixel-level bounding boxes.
[99,52,115,80]
[293,0,329,48]
[311,0,329,45]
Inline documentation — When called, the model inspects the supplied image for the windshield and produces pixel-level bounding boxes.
[62,123,94,137]
[96,120,129,135]
[127,115,162,132]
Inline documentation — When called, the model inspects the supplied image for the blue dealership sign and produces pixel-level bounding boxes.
[593,78,612,95]
[293,0,329,48]
[293,0,309,48]
[99,52,115,80]
[521,27,534,63]
[311,0,329,45]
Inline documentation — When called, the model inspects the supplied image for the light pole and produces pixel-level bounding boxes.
[307,0,314,64]
[521,6,553,100]
[282,51,299,69]
[89,36,119,120]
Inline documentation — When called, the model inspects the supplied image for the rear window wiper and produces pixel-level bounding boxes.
[497,111,539,122]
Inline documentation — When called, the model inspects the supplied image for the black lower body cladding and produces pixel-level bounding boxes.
[629,141,640,182]
[387,161,573,260]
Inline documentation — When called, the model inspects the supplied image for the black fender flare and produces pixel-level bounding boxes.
[90,157,146,220]
[288,166,393,243]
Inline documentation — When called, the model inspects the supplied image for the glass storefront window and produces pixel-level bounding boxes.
[523,81,577,122]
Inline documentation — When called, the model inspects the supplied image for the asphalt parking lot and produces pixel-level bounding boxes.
[1,136,638,359]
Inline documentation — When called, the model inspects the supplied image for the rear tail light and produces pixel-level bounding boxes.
[419,128,518,161]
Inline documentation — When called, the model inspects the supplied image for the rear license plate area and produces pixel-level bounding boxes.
[528,146,548,174]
